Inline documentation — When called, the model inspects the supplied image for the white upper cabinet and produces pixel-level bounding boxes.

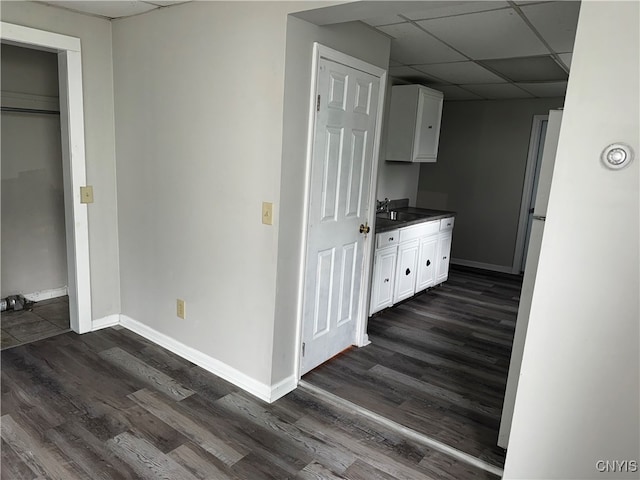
[385,85,444,163]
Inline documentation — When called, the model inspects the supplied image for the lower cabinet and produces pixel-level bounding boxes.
[369,246,397,314]
[370,216,454,316]
[393,239,419,303]
[436,231,453,284]
[416,235,438,291]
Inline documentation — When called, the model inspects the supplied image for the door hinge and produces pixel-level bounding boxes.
[316,95,320,112]
[302,342,306,357]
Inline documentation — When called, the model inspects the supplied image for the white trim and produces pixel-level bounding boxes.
[22,286,68,302]
[92,314,120,331]
[120,316,290,403]
[512,114,548,274]
[269,375,298,403]
[0,22,80,52]
[1,22,92,335]
[451,258,514,274]
[299,380,504,478]
[295,43,387,380]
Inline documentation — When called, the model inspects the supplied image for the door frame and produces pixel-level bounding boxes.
[1,22,92,333]
[512,114,548,274]
[295,43,387,380]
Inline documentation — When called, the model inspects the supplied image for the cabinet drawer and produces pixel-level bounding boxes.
[440,217,454,231]
[399,220,439,242]
[376,230,399,249]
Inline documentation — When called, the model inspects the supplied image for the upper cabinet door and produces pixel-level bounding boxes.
[385,85,444,163]
[414,89,444,162]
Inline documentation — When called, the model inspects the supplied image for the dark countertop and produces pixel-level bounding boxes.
[374,207,456,233]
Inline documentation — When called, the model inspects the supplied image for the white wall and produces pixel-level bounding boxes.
[504,2,639,478]
[416,97,563,270]
[272,15,390,383]
[1,45,67,297]
[112,1,309,387]
[0,2,120,319]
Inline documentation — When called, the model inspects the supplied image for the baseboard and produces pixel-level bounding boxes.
[451,258,514,274]
[119,315,293,403]
[22,286,68,302]
[92,314,120,331]
[269,374,298,403]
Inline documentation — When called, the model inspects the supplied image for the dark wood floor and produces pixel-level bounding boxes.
[304,266,522,469]
[1,296,70,350]
[2,325,499,479]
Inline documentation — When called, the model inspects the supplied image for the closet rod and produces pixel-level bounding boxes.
[1,106,60,115]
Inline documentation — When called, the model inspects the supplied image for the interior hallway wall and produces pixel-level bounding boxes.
[504,1,639,478]
[0,2,121,319]
[416,97,563,271]
[1,44,66,298]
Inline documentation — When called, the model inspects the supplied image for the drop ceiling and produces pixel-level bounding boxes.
[37,0,580,100]
[362,1,580,100]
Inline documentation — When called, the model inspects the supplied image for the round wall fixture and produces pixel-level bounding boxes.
[601,143,634,170]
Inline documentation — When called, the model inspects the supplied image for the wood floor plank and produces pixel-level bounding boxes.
[0,414,81,480]
[297,460,348,480]
[129,388,246,466]
[215,391,357,474]
[100,347,195,401]
[168,443,236,480]
[107,431,200,480]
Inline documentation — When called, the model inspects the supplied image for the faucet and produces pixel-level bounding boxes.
[376,198,390,213]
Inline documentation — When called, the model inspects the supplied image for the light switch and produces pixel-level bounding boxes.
[262,202,273,225]
[177,299,186,319]
[80,186,94,204]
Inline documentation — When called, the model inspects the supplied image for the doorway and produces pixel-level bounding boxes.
[513,115,549,273]
[298,44,387,376]
[1,22,92,335]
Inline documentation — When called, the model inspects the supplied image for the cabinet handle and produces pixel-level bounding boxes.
[428,125,433,129]
[384,278,389,283]
[389,237,394,241]
[426,259,431,267]
[443,256,447,260]
[405,268,411,275]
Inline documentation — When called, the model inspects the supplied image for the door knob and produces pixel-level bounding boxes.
[359,223,370,234]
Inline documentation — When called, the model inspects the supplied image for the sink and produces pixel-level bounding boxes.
[376,211,424,222]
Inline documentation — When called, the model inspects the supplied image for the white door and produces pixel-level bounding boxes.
[521,119,548,270]
[300,57,381,375]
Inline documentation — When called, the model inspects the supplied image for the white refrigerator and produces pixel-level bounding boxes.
[498,109,563,449]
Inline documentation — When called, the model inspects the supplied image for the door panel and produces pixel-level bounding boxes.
[394,240,419,303]
[416,236,438,291]
[301,57,380,375]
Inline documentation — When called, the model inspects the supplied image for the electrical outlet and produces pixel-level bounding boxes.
[262,202,273,225]
[80,186,94,204]
[176,299,186,319]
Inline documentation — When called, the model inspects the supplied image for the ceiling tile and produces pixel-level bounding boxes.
[462,83,535,99]
[520,1,581,53]
[430,85,484,100]
[402,2,509,20]
[361,15,404,27]
[49,1,157,18]
[479,56,568,82]
[378,22,466,64]
[389,66,443,85]
[517,81,568,97]
[557,53,573,69]
[413,61,507,84]
[417,8,549,59]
